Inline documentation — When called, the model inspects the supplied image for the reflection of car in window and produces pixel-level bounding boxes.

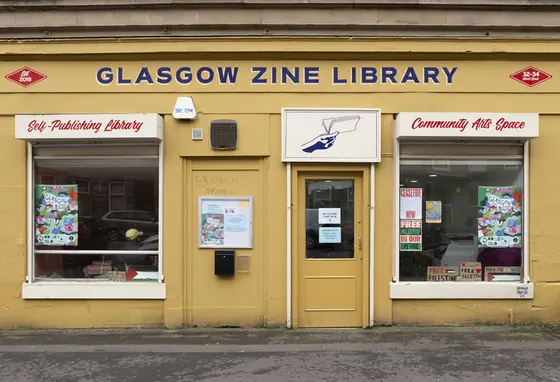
[140,235,158,250]
[98,210,158,241]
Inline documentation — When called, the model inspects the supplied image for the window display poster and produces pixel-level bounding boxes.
[485,266,522,282]
[477,186,522,248]
[400,188,423,220]
[318,208,341,224]
[399,219,422,251]
[199,197,253,248]
[460,262,482,282]
[35,185,79,246]
[427,266,459,282]
[425,201,442,224]
[319,227,342,243]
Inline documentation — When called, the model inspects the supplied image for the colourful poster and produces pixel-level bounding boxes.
[425,201,442,223]
[477,186,522,248]
[200,213,225,246]
[399,219,422,251]
[35,185,79,246]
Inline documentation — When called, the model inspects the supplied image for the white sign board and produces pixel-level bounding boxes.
[395,112,539,139]
[318,208,341,224]
[199,196,253,249]
[15,114,163,140]
[282,108,381,163]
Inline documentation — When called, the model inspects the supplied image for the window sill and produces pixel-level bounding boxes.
[390,281,533,300]
[22,281,166,300]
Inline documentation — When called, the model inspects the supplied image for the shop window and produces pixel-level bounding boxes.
[397,142,525,283]
[32,143,160,282]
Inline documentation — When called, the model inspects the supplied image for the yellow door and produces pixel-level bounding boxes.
[296,173,364,328]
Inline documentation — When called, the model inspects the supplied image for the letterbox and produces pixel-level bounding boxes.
[215,250,235,276]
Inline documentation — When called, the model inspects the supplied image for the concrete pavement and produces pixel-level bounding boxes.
[0,326,559,381]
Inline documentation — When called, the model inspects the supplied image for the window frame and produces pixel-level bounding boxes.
[23,141,165,300]
[390,139,533,300]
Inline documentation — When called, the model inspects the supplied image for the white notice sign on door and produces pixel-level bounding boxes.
[318,208,341,224]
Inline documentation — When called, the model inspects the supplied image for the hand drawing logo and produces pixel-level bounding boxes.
[301,115,361,154]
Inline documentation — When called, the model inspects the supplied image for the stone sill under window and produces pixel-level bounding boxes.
[22,281,166,300]
[390,282,534,300]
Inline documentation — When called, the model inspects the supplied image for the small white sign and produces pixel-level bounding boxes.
[15,114,163,140]
[318,208,341,224]
[395,112,539,139]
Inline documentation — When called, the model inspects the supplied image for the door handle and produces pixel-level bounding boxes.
[357,237,362,250]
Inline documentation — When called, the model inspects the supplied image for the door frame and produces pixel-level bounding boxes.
[289,163,371,328]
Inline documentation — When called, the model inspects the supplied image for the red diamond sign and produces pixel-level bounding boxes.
[5,67,47,88]
[510,66,551,87]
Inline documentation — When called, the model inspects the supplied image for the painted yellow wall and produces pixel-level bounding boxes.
[0,38,559,328]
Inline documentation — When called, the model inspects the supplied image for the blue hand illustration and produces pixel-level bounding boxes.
[301,132,340,153]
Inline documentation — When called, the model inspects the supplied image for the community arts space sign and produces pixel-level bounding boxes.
[95,65,458,86]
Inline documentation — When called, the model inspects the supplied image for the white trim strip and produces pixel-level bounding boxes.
[523,141,530,283]
[27,142,34,282]
[286,162,292,328]
[33,155,159,160]
[400,156,523,161]
[401,159,523,165]
[392,121,400,282]
[390,282,534,300]
[158,139,164,282]
[400,141,525,146]
[369,163,375,327]
[32,142,160,148]
[22,282,166,300]
[35,250,158,255]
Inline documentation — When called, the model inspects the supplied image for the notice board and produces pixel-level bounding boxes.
[198,196,253,249]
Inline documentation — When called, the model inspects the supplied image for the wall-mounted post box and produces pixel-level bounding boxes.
[215,250,235,276]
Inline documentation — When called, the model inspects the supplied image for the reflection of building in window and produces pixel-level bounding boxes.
[307,180,354,219]
[73,179,92,218]
[109,182,126,211]
[313,188,331,201]
[39,175,56,184]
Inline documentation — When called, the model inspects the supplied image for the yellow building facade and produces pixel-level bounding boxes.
[1,38,559,328]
